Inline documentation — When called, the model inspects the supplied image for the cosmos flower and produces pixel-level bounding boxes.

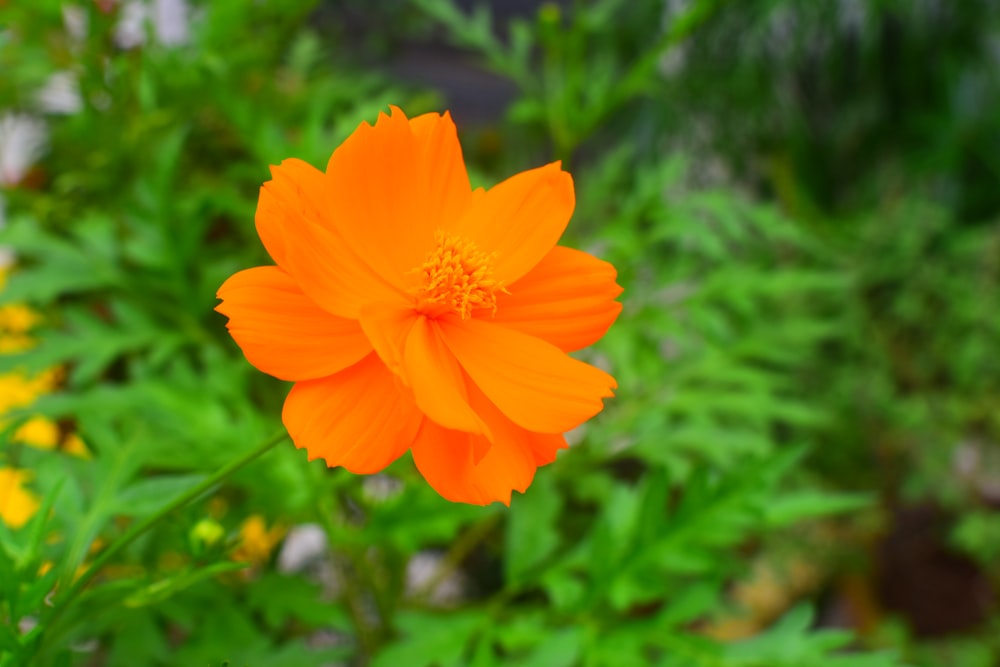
[217,107,621,505]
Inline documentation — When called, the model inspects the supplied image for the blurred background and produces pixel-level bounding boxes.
[1,0,999,665]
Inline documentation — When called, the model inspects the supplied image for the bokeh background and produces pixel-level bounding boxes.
[1,1,999,665]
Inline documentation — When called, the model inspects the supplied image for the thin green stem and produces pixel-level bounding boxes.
[42,430,288,628]
[413,513,502,604]
[316,487,382,658]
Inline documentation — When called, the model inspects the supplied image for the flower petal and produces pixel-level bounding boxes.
[216,266,371,381]
[255,158,326,268]
[404,316,492,439]
[282,217,407,318]
[323,107,473,290]
[256,159,401,318]
[451,161,574,284]
[282,354,423,474]
[410,385,566,506]
[358,302,419,381]
[409,110,472,231]
[440,317,616,434]
[490,245,623,352]
[410,422,485,503]
[359,307,493,459]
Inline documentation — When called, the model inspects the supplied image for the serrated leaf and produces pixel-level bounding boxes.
[373,611,486,667]
[763,492,872,527]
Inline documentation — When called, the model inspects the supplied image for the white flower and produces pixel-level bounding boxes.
[61,4,89,43]
[36,71,83,115]
[152,0,190,47]
[114,0,191,49]
[277,523,328,573]
[0,113,47,188]
[405,551,466,606]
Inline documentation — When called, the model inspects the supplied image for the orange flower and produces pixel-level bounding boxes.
[216,107,621,505]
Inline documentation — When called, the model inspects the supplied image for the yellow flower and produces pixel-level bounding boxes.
[0,334,33,354]
[0,467,40,529]
[10,417,90,457]
[14,416,59,450]
[60,433,90,458]
[0,304,39,333]
[232,515,284,565]
[0,302,39,353]
[0,368,59,415]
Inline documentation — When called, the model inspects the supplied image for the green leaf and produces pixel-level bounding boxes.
[520,627,583,667]
[657,582,722,627]
[763,492,872,527]
[541,569,586,611]
[124,561,247,608]
[0,216,121,304]
[505,470,562,587]
[246,572,352,631]
[724,606,907,666]
[115,474,208,518]
[0,608,22,653]
[373,611,486,667]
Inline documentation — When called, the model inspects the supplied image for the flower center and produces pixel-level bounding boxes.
[412,231,506,319]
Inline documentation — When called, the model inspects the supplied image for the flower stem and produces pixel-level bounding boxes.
[43,431,288,626]
[413,512,501,604]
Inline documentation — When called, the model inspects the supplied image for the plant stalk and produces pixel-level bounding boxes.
[41,430,288,629]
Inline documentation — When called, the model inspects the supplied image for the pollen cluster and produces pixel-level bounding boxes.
[412,231,506,319]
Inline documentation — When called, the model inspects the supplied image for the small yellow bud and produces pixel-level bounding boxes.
[190,518,226,550]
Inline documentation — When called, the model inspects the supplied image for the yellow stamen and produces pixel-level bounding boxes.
[412,231,506,319]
